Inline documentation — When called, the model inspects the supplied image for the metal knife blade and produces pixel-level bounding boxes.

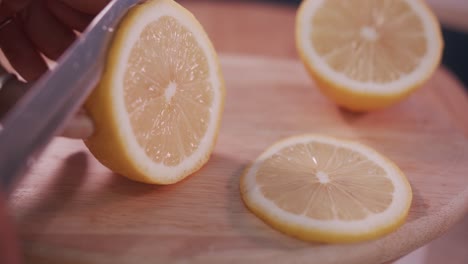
[0,0,142,193]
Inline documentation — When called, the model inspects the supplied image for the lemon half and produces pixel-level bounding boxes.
[85,0,225,184]
[296,0,443,111]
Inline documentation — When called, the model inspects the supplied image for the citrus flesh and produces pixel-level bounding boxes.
[296,0,443,111]
[241,135,412,243]
[85,0,225,184]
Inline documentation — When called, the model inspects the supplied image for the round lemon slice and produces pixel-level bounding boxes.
[240,135,412,243]
[296,0,443,111]
[84,0,225,184]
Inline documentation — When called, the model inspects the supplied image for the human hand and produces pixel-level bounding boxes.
[0,0,110,80]
[0,0,110,138]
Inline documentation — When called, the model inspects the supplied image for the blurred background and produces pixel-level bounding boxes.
[277,0,468,87]
[182,0,468,89]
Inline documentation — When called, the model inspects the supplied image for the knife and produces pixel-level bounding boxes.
[0,0,143,193]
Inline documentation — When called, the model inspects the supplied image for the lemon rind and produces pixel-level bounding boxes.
[240,134,412,243]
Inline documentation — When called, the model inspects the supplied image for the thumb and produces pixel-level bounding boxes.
[60,111,94,139]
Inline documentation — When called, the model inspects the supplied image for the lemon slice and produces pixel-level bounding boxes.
[240,135,412,243]
[296,0,443,111]
[84,0,225,184]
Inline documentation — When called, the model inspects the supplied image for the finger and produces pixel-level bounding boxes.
[0,75,28,119]
[0,18,48,81]
[59,0,110,15]
[60,111,94,139]
[46,0,93,32]
[0,0,30,19]
[1,0,30,13]
[20,0,76,60]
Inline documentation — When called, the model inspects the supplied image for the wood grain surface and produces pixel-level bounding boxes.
[179,0,299,59]
[8,1,468,264]
[9,55,468,264]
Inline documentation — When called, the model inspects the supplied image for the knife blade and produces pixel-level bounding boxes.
[0,0,143,193]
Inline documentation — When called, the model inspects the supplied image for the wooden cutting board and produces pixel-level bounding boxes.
[9,55,468,264]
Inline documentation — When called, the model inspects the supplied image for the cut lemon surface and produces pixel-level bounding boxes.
[240,135,412,243]
[296,0,443,111]
[84,0,225,184]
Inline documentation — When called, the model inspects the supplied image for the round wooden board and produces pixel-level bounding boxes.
[9,55,468,264]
